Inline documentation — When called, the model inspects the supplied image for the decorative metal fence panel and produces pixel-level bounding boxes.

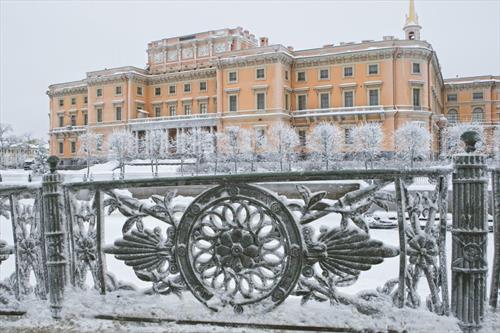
[0,156,498,331]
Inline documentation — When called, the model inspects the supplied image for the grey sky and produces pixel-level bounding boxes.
[1,0,499,139]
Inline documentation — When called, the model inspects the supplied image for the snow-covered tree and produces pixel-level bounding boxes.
[187,127,214,175]
[352,123,383,169]
[172,130,191,175]
[143,130,168,177]
[446,123,485,155]
[493,126,500,162]
[247,129,265,172]
[79,131,102,180]
[394,122,431,168]
[308,122,341,170]
[0,123,12,168]
[210,132,226,175]
[108,130,136,179]
[31,144,48,175]
[219,126,251,173]
[269,122,299,171]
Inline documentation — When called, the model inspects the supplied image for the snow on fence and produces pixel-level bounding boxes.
[0,145,499,332]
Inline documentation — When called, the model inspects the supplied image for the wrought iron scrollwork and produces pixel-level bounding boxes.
[10,193,47,299]
[176,184,302,313]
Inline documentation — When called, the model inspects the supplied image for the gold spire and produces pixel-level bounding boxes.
[405,0,419,25]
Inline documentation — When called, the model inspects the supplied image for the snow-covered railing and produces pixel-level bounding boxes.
[128,113,220,124]
[0,140,498,331]
[292,105,431,118]
[49,125,87,134]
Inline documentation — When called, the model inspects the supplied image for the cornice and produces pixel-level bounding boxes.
[217,52,294,69]
[444,81,498,90]
[148,68,217,85]
[47,85,87,97]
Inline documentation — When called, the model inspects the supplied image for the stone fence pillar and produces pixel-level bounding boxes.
[451,131,488,331]
[42,156,69,319]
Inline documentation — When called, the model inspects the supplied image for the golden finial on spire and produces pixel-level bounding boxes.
[405,0,419,25]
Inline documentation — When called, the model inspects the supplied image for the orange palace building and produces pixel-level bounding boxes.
[47,0,499,165]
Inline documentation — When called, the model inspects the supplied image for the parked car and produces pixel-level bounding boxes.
[23,159,34,170]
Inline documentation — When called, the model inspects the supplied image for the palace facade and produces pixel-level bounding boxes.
[47,0,499,165]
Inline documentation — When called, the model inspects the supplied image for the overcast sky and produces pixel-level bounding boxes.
[1,0,499,139]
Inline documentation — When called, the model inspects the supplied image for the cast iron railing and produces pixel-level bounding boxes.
[0,146,498,331]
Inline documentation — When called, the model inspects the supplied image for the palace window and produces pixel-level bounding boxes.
[58,115,64,127]
[169,105,176,116]
[447,93,457,102]
[96,108,103,123]
[299,130,307,147]
[115,86,122,95]
[71,97,76,105]
[137,86,143,96]
[368,89,379,106]
[297,71,306,82]
[344,91,354,107]
[344,127,354,144]
[115,106,122,121]
[284,70,289,80]
[344,66,353,77]
[154,105,161,117]
[84,96,88,104]
[70,114,76,126]
[96,88,102,97]
[199,103,208,114]
[83,113,88,125]
[413,88,421,108]
[368,64,379,75]
[473,92,483,100]
[285,93,290,110]
[228,71,237,83]
[319,69,329,80]
[297,94,307,110]
[58,142,64,154]
[71,141,76,154]
[256,68,265,80]
[412,63,421,74]
[184,83,191,93]
[169,85,176,94]
[447,109,458,124]
[155,87,161,96]
[229,95,238,112]
[199,81,207,91]
[320,92,330,109]
[184,104,192,115]
[472,107,484,123]
[256,128,266,147]
[58,99,64,107]
[256,93,266,110]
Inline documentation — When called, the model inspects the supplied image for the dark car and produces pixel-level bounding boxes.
[23,159,34,170]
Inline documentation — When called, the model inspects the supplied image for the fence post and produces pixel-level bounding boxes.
[42,156,69,319]
[490,167,500,308]
[451,131,488,331]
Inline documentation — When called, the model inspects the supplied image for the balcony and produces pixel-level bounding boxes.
[50,125,87,134]
[292,106,431,120]
[128,113,220,130]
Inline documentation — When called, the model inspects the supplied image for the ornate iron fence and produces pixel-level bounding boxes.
[0,153,498,331]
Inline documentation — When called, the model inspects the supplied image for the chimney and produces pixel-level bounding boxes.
[259,37,269,47]
[287,46,294,52]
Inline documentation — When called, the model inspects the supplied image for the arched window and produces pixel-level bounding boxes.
[408,31,415,40]
[472,107,484,123]
[447,109,458,124]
